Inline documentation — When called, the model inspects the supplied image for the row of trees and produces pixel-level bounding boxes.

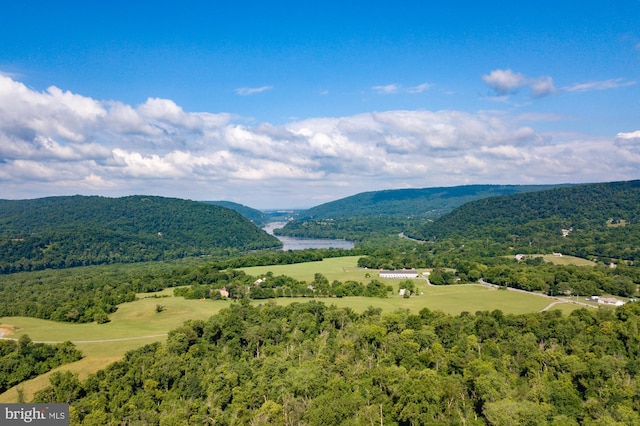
[480,261,638,297]
[174,272,393,300]
[34,300,640,425]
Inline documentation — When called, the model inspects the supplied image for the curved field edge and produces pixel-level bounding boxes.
[1,256,585,402]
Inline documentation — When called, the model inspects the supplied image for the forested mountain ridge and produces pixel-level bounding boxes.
[297,184,565,220]
[409,180,640,260]
[202,200,269,226]
[277,184,565,240]
[0,195,281,273]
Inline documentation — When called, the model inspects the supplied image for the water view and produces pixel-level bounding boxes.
[263,222,355,251]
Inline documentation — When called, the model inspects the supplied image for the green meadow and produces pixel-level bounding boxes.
[239,255,367,282]
[0,256,584,403]
[541,254,597,266]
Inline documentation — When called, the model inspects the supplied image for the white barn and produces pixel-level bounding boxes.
[379,269,419,279]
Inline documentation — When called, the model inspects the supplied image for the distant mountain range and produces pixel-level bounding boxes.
[0,195,281,273]
[295,184,567,220]
[3,180,638,272]
[276,184,568,240]
[203,201,302,226]
[203,200,271,226]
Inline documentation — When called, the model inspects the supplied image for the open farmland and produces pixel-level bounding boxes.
[239,255,367,282]
[1,256,586,402]
[541,254,597,266]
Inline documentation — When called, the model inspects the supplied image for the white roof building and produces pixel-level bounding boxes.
[379,269,419,279]
[598,297,625,306]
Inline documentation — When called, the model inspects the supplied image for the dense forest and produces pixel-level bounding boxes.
[408,180,640,261]
[34,300,640,425]
[0,195,281,273]
[295,184,564,220]
[0,335,82,393]
[276,184,564,240]
[275,216,413,241]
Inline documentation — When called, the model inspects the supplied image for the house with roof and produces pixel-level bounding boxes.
[598,296,625,306]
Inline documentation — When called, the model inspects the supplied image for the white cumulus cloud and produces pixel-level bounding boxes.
[616,130,640,140]
[482,69,556,97]
[0,75,638,208]
[483,69,636,99]
[482,69,527,95]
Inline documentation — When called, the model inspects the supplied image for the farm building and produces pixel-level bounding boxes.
[588,296,625,306]
[598,297,625,306]
[379,269,419,279]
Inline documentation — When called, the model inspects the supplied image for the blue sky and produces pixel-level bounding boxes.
[1,1,639,208]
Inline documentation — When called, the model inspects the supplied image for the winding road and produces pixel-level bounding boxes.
[477,279,598,311]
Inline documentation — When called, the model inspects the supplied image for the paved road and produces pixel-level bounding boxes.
[419,275,596,311]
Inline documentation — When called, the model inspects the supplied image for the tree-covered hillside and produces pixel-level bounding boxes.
[277,184,564,240]
[35,301,640,425]
[297,184,564,220]
[409,180,640,261]
[0,196,281,273]
[203,200,270,227]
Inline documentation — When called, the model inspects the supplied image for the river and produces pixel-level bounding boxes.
[263,222,355,251]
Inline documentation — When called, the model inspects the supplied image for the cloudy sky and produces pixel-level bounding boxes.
[1,1,639,209]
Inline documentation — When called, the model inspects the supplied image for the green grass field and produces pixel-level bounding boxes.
[507,254,596,266]
[0,256,586,403]
[239,255,367,282]
[541,254,596,266]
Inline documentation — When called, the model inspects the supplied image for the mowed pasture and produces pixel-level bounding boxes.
[239,255,368,282]
[1,255,583,402]
[541,254,596,266]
